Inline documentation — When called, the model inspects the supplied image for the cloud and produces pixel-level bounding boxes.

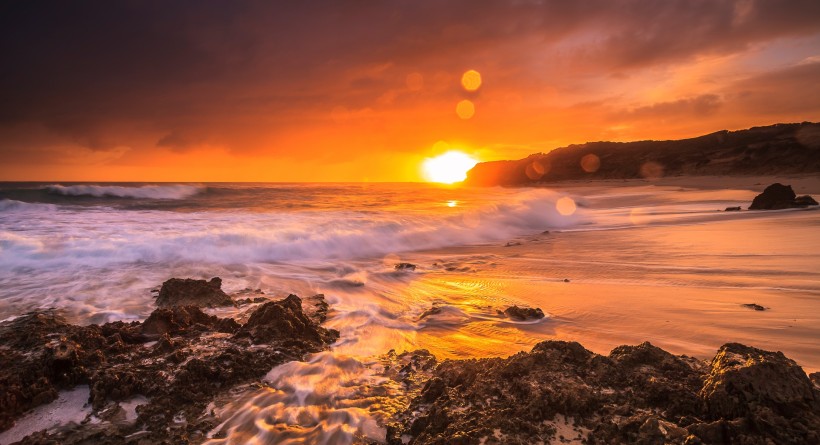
[1,1,819,179]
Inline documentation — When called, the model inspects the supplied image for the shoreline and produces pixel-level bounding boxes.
[1,289,817,444]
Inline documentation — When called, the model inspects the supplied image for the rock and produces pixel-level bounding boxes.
[741,303,766,311]
[749,183,795,209]
[502,305,545,320]
[236,294,339,345]
[795,195,819,206]
[302,293,330,324]
[395,262,417,271]
[724,206,741,211]
[700,343,820,443]
[748,183,818,210]
[418,306,442,320]
[563,278,570,283]
[387,341,820,445]
[141,305,239,338]
[0,289,339,444]
[155,277,233,308]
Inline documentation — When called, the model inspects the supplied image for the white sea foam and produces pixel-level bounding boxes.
[0,189,581,268]
[45,184,204,199]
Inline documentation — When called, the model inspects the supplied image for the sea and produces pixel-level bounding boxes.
[1,181,818,443]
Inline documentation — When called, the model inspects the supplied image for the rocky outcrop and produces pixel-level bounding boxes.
[395,263,417,271]
[236,294,338,345]
[155,277,234,308]
[502,305,545,320]
[387,341,819,445]
[748,183,816,210]
[0,292,338,444]
[465,122,820,186]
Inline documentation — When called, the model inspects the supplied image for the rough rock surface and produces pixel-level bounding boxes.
[155,277,234,308]
[502,305,545,320]
[387,341,820,445]
[0,293,338,444]
[749,183,819,210]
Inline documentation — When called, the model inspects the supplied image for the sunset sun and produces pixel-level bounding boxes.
[422,151,478,184]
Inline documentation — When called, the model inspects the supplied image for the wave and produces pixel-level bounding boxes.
[0,189,582,268]
[44,184,204,200]
[0,199,58,212]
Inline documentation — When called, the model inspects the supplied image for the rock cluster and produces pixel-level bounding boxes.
[386,341,820,445]
[0,293,338,444]
[749,183,819,210]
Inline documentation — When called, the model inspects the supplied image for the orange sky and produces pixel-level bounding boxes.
[2,1,820,182]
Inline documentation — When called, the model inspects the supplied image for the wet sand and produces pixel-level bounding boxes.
[368,176,820,372]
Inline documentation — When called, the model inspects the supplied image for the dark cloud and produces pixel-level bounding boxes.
[621,94,724,120]
[1,0,819,167]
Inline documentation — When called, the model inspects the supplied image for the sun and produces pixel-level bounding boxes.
[422,151,478,184]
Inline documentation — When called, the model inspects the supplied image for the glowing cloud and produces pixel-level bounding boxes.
[422,151,478,184]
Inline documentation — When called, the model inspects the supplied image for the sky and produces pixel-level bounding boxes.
[2,0,820,182]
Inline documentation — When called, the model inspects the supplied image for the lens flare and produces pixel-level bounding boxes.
[422,151,478,184]
[456,100,475,119]
[556,197,577,216]
[461,70,482,91]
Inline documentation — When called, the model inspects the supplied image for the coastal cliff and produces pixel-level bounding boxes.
[464,122,820,186]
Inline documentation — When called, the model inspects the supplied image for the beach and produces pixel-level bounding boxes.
[1,176,819,443]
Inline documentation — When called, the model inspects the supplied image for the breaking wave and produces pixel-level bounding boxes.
[0,189,581,268]
[45,184,204,200]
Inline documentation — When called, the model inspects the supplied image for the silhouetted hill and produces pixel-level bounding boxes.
[464,122,820,186]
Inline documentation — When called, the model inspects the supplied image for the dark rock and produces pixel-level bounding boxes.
[141,305,238,338]
[563,278,570,282]
[236,294,339,345]
[724,206,741,211]
[795,195,819,206]
[155,277,233,308]
[741,303,766,311]
[502,305,545,320]
[388,341,820,445]
[748,183,818,210]
[0,289,338,444]
[395,262,417,271]
[700,343,819,445]
[749,183,796,209]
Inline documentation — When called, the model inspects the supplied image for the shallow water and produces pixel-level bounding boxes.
[1,180,818,443]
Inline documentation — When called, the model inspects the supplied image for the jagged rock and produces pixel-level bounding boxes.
[700,343,820,443]
[388,341,820,445]
[395,262,417,271]
[236,294,339,345]
[141,305,239,338]
[741,303,766,311]
[154,277,233,308]
[502,305,545,320]
[0,289,338,444]
[748,183,818,210]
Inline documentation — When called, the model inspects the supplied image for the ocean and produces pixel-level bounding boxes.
[1,179,818,443]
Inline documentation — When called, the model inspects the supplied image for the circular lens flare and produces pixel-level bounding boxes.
[461,70,482,91]
[456,100,475,119]
[422,151,478,184]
